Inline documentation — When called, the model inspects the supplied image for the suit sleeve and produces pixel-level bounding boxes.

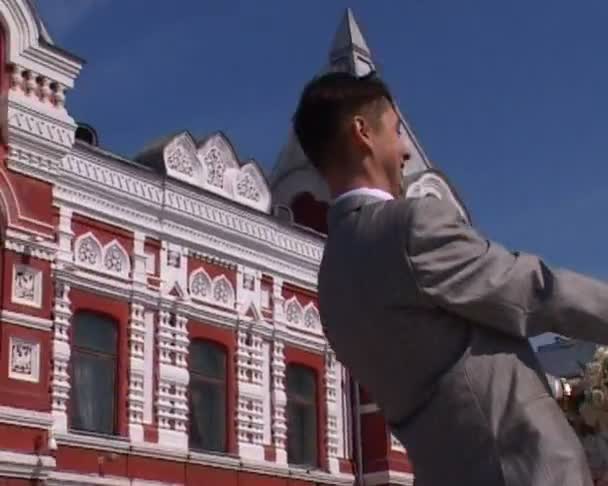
[404,195,608,344]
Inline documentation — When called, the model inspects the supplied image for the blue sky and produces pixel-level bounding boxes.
[37,1,608,315]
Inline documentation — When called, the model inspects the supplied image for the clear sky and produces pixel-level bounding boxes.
[36,1,608,347]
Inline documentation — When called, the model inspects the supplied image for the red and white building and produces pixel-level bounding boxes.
[0,1,427,484]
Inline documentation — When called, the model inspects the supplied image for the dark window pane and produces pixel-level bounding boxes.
[73,312,117,354]
[189,378,226,452]
[71,351,116,434]
[188,340,228,452]
[287,365,316,401]
[287,365,318,466]
[190,341,226,379]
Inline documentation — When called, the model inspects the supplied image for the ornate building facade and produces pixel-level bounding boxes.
[0,1,421,485]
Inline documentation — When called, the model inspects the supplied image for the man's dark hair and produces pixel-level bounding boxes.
[293,71,393,172]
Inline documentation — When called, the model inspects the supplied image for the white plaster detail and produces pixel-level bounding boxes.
[128,303,146,441]
[0,405,53,429]
[212,274,235,308]
[103,240,130,277]
[0,450,55,482]
[198,133,239,192]
[270,339,288,464]
[234,162,272,213]
[285,297,303,326]
[304,302,321,331]
[163,132,201,183]
[189,267,212,300]
[51,281,71,434]
[143,310,155,425]
[262,340,272,444]
[325,352,340,473]
[74,232,102,268]
[11,264,42,308]
[236,325,266,460]
[156,311,189,449]
[9,337,40,383]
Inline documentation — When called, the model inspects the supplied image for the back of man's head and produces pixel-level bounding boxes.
[293,72,393,173]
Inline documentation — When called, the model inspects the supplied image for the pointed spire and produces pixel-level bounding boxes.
[330,8,371,58]
[328,8,374,76]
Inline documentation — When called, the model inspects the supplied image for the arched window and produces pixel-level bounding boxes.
[286,364,318,466]
[189,340,227,452]
[70,312,118,435]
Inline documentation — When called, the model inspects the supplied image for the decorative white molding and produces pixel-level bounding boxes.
[55,150,323,284]
[0,405,53,429]
[11,263,42,308]
[74,232,131,279]
[284,297,303,326]
[164,132,203,184]
[103,240,131,277]
[50,281,71,434]
[143,310,155,425]
[52,433,355,485]
[156,311,189,449]
[4,227,56,261]
[212,274,235,309]
[189,267,212,300]
[325,352,340,473]
[303,302,322,331]
[0,309,53,331]
[8,337,40,383]
[270,338,288,464]
[74,231,102,268]
[235,325,265,460]
[128,303,146,441]
[363,470,415,486]
[0,450,55,481]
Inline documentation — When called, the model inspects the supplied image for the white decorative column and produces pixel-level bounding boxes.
[325,351,340,473]
[127,302,146,441]
[55,206,74,269]
[132,232,147,288]
[270,338,288,464]
[50,281,71,439]
[235,325,265,460]
[156,311,189,449]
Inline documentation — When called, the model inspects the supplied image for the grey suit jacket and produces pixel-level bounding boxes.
[319,191,606,486]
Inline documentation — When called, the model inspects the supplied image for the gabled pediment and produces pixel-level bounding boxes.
[136,130,271,213]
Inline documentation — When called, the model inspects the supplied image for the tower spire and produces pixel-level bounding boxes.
[328,8,374,76]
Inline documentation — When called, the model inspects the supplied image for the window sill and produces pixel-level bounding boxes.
[55,431,131,453]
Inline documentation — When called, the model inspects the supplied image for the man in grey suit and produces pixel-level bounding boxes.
[292,71,605,485]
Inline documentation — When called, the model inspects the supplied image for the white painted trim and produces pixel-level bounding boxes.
[47,471,130,486]
[0,405,53,428]
[359,403,381,414]
[0,309,53,331]
[0,450,55,480]
[55,432,131,453]
[364,470,415,486]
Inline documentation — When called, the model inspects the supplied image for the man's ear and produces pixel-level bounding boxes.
[351,115,372,151]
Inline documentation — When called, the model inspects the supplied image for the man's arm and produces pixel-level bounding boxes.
[404,195,608,344]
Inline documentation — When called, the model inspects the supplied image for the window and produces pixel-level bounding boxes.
[70,312,118,435]
[189,340,227,452]
[287,365,318,466]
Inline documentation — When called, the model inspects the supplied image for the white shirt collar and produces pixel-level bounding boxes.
[332,187,394,205]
